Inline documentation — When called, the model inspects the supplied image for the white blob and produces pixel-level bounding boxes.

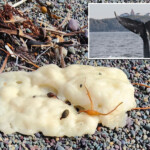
[0,64,136,136]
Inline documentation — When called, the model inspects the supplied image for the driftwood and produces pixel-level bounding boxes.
[12,0,27,7]
[0,28,36,41]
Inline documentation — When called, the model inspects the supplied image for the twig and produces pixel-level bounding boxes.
[80,24,88,30]
[36,47,51,61]
[0,28,36,41]
[58,12,70,29]
[12,0,27,7]
[15,56,19,65]
[0,54,9,73]
[5,45,16,58]
[16,64,35,71]
[0,48,39,69]
[45,28,66,35]
[64,31,85,36]
[31,44,53,48]
[59,47,66,68]
[4,16,26,23]
[36,20,57,29]
[0,48,9,54]
[56,41,73,46]
[18,54,40,68]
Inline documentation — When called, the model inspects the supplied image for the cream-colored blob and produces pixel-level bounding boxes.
[0,64,136,136]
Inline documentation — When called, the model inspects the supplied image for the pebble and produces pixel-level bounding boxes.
[68,47,75,54]
[46,1,51,6]
[35,133,41,138]
[136,111,141,116]
[143,125,150,131]
[58,0,65,3]
[131,130,136,137]
[114,145,120,149]
[143,96,149,102]
[26,28,32,33]
[101,132,108,138]
[56,145,65,150]
[68,19,80,31]
[143,135,147,140]
[146,88,150,93]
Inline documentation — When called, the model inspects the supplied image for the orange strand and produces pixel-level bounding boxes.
[84,84,94,110]
[81,102,123,116]
[99,102,123,116]
[132,107,150,110]
[132,83,150,88]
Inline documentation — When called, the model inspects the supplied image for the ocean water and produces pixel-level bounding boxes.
[89,32,143,58]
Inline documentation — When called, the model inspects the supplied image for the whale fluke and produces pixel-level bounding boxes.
[114,12,150,58]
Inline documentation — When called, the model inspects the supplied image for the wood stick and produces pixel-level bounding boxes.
[16,64,35,71]
[45,28,66,35]
[12,0,27,7]
[64,31,85,36]
[58,12,70,29]
[0,54,9,73]
[59,47,65,68]
[0,28,36,41]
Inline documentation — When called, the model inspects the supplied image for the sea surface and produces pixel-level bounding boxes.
[89,32,143,58]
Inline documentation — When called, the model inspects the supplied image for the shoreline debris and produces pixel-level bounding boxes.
[0,2,88,72]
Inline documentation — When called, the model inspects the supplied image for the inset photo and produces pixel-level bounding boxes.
[89,3,150,58]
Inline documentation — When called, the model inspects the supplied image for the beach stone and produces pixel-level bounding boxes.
[68,47,75,54]
[143,125,150,131]
[68,19,79,31]
[114,145,120,149]
[26,28,32,33]
[143,135,147,140]
[46,1,51,6]
[143,96,149,102]
[146,88,150,93]
[58,0,65,3]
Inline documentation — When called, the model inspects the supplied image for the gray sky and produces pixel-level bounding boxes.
[89,3,150,19]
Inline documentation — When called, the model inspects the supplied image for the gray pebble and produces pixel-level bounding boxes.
[56,145,65,150]
[68,47,75,54]
[143,124,150,131]
[26,28,32,33]
[146,88,150,93]
[131,130,136,137]
[58,0,65,3]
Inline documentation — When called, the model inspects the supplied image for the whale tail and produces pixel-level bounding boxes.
[114,12,150,58]
[145,21,150,40]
